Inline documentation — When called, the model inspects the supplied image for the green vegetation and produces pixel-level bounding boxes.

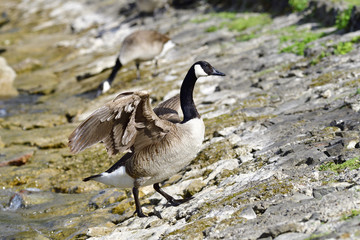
[334,41,353,55]
[236,33,257,41]
[335,7,352,30]
[319,157,360,173]
[278,25,326,55]
[204,12,271,33]
[281,32,325,55]
[191,16,210,23]
[289,0,309,12]
[342,209,360,220]
[210,12,237,19]
[206,25,219,32]
[330,0,360,5]
[225,15,271,32]
[310,36,360,65]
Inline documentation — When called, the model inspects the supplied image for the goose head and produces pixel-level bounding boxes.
[180,61,225,122]
[193,61,225,79]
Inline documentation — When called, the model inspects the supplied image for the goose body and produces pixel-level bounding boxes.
[98,30,175,95]
[135,0,168,14]
[94,117,204,188]
[69,61,225,217]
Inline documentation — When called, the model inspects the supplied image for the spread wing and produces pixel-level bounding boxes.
[153,94,182,123]
[68,91,173,155]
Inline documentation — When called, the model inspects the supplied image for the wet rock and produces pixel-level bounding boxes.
[88,189,127,209]
[12,58,42,73]
[183,179,206,197]
[274,232,310,240]
[8,191,25,210]
[238,206,257,220]
[0,152,33,167]
[0,57,18,99]
[15,70,58,95]
[0,11,10,28]
[0,124,72,148]
[1,113,68,130]
[313,186,336,199]
[87,224,115,238]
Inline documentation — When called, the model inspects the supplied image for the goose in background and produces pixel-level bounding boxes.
[97,30,175,96]
[69,61,225,217]
[135,0,168,16]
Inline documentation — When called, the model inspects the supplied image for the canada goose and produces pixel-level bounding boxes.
[69,61,225,217]
[135,0,168,15]
[97,30,175,96]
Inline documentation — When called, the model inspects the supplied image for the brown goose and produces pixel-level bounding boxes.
[69,61,225,217]
[135,0,167,15]
[98,30,175,96]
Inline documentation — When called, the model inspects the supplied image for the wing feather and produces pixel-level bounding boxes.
[153,94,182,123]
[68,91,173,155]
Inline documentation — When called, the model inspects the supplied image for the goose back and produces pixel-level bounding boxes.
[153,94,182,123]
[119,30,170,65]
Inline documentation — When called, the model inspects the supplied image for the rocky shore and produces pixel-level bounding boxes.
[0,0,360,239]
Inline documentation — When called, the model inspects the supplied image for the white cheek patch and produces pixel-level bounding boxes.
[194,64,208,78]
[102,81,111,93]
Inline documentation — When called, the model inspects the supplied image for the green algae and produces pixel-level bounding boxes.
[242,96,268,108]
[1,113,68,130]
[344,78,360,88]
[0,191,114,240]
[184,177,294,227]
[0,124,72,148]
[164,217,217,239]
[194,140,237,168]
[319,156,360,173]
[310,71,345,87]
[341,209,360,220]
[111,199,133,215]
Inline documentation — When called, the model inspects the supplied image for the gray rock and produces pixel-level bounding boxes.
[0,57,18,98]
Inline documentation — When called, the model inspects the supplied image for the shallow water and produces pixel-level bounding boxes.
[0,93,40,117]
[0,189,110,239]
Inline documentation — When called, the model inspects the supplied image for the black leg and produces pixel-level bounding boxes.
[132,187,146,217]
[97,58,122,96]
[135,62,140,80]
[153,183,192,206]
[107,58,122,84]
[152,59,159,77]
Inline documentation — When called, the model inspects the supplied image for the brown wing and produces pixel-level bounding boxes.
[153,94,182,123]
[68,91,173,155]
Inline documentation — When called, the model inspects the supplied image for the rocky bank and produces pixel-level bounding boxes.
[1,0,360,239]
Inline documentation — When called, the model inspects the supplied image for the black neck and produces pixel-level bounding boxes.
[180,66,200,123]
[107,58,122,84]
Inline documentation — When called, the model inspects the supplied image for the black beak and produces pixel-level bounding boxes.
[212,68,226,76]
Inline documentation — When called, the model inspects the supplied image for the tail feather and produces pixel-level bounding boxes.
[83,174,102,182]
